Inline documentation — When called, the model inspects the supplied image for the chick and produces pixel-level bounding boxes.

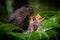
[23,16,34,34]
[34,13,44,31]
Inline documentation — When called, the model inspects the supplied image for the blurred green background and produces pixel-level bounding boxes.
[0,0,60,40]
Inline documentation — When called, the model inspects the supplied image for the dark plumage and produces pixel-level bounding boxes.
[7,5,34,30]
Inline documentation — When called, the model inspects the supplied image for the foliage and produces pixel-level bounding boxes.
[0,11,60,40]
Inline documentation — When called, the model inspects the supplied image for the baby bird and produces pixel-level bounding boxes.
[23,16,34,34]
[34,14,44,31]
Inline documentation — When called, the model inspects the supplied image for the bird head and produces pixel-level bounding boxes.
[29,16,34,24]
[35,13,42,20]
